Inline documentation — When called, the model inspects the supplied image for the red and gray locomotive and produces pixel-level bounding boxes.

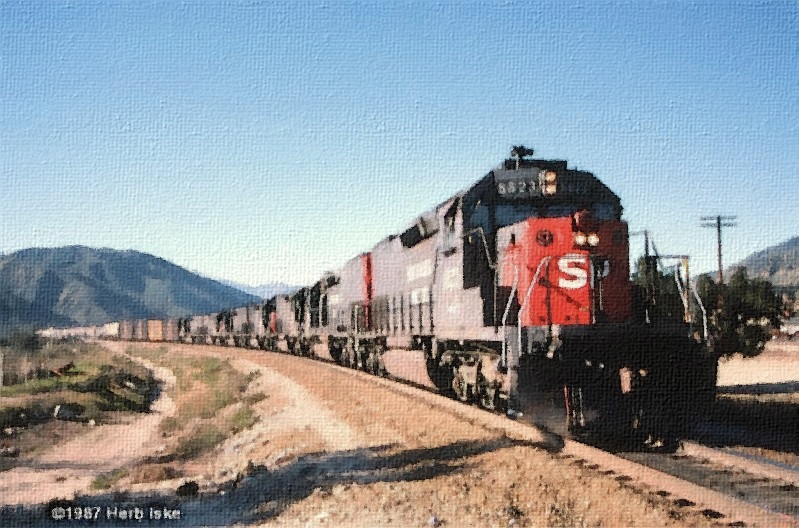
[253,147,711,447]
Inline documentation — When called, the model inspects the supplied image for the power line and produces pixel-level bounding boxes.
[700,215,737,284]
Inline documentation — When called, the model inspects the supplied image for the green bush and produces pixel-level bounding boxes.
[91,469,129,490]
[175,427,226,459]
[230,405,257,433]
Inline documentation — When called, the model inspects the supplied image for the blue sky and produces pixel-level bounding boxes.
[2,1,797,286]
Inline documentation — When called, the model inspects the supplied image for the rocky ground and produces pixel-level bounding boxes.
[1,341,796,527]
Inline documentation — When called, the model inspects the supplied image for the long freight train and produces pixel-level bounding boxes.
[46,148,715,448]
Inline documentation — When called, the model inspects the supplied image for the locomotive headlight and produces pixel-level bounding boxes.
[587,233,600,246]
[574,232,587,246]
[540,170,557,196]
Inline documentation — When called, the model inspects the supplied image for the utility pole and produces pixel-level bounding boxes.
[701,215,737,284]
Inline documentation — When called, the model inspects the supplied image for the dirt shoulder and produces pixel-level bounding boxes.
[717,342,799,387]
[710,341,799,469]
[119,345,727,526]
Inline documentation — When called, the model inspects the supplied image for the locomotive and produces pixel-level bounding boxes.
[57,147,714,448]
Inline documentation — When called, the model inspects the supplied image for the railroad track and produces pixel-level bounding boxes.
[258,346,799,527]
[616,441,798,523]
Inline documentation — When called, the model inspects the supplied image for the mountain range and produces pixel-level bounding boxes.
[731,236,799,293]
[217,280,298,300]
[0,246,262,337]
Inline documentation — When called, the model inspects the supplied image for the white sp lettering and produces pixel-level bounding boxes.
[558,255,588,289]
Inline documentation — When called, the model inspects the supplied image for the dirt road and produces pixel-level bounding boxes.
[0,345,176,505]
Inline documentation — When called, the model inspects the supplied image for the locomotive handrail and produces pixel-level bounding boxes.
[690,282,709,341]
[501,266,519,327]
[516,257,552,359]
[463,227,496,269]
[672,266,689,314]
[500,264,519,368]
[669,263,708,341]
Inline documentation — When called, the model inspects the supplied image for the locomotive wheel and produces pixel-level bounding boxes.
[357,348,368,371]
[374,345,387,377]
[479,383,499,411]
[425,341,454,394]
[452,371,467,401]
[344,340,357,369]
[365,350,379,375]
[452,371,476,403]
[329,342,343,364]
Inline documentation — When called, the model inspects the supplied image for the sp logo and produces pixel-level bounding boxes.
[557,255,588,289]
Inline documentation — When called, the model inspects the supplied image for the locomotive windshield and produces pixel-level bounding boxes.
[494,202,619,229]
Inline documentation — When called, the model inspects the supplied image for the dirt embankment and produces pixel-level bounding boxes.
[8,341,788,526]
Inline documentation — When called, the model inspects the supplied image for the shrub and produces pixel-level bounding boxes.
[175,427,226,459]
[230,405,257,433]
[91,469,129,490]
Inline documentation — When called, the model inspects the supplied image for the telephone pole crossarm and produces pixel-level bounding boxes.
[700,215,737,284]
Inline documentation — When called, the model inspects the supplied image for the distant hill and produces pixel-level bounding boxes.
[730,236,799,293]
[218,280,299,300]
[0,246,260,337]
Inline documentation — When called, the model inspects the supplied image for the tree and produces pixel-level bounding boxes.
[697,267,787,358]
[631,256,686,324]
[4,330,42,353]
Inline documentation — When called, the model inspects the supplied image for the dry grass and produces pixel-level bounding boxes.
[0,342,159,460]
[127,464,179,484]
[124,346,262,462]
[90,468,129,490]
